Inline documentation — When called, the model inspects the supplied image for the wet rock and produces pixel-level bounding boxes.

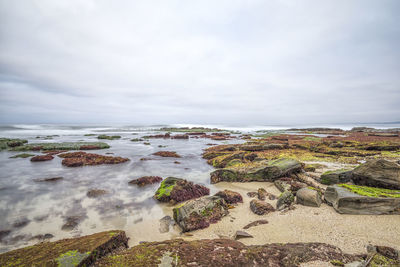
[277,191,295,210]
[250,199,275,215]
[0,138,28,150]
[0,230,128,266]
[210,158,303,183]
[152,151,181,158]
[171,134,189,139]
[234,230,253,240]
[243,220,269,229]
[247,191,258,198]
[30,155,54,162]
[154,177,209,203]
[130,138,144,142]
[97,135,121,140]
[95,239,361,266]
[33,177,63,182]
[0,230,11,242]
[239,143,288,151]
[87,189,108,198]
[257,188,267,200]
[9,153,34,158]
[62,216,84,231]
[12,218,30,228]
[58,152,129,167]
[30,233,54,241]
[274,177,307,193]
[174,161,181,164]
[214,190,243,204]
[128,176,163,186]
[352,159,400,189]
[159,216,173,233]
[296,188,322,207]
[173,196,228,232]
[320,169,353,185]
[325,184,400,215]
[11,142,110,151]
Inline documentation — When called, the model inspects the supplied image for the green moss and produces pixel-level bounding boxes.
[9,153,35,158]
[322,169,350,175]
[370,253,399,267]
[56,250,90,267]
[0,138,28,150]
[330,259,344,266]
[155,178,178,200]
[84,134,96,136]
[339,184,400,198]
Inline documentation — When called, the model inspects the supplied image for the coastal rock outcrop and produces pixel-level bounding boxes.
[352,159,400,189]
[173,196,228,232]
[154,177,209,203]
[210,158,303,184]
[325,184,400,215]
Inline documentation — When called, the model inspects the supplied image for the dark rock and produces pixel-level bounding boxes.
[0,230,11,242]
[171,134,189,139]
[34,177,63,182]
[234,230,253,240]
[30,233,54,241]
[250,199,275,215]
[320,169,353,185]
[154,177,210,203]
[87,189,108,198]
[30,155,54,162]
[9,153,35,158]
[247,192,258,198]
[325,185,400,215]
[352,159,400,189]
[274,177,307,193]
[214,190,243,204]
[277,191,295,210]
[61,216,84,231]
[296,188,322,207]
[58,152,129,167]
[173,196,228,232]
[128,176,163,186]
[97,135,121,140]
[12,218,30,228]
[243,220,269,229]
[174,161,181,164]
[153,151,181,158]
[257,188,267,200]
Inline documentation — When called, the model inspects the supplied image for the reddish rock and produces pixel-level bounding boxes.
[128,176,163,186]
[30,155,54,162]
[250,199,275,215]
[243,219,269,229]
[155,177,210,203]
[171,134,189,139]
[214,190,243,204]
[152,151,181,158]
[79,145,102,150]
[58,152,129,167]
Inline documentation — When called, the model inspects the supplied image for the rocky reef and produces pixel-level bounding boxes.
[11,142,110,151]
[58,152,129,167]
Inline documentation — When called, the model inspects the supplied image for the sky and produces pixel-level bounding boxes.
[0,0,399,125]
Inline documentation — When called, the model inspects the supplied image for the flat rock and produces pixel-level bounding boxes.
[173,196,228,232]
[243,220,269,229]
[58,152,129,167]
[0,230,128,266]
[320,169,353,185]
[234,230,253,240]
[325,184,400,215]
[154,177,209,203]
[296,187,322,207]
[352,159,400,189]
[30,155,54,162]
[152,151,181,158]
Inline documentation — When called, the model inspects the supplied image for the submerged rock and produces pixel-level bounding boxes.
[159,216,174,233]
[214,190,243,204]
[352,159,400,189]
[33,177,63,182]
[320,169,353,185]
[9,153,34,158]
[0,138,28,150]
[210,158,303,184]
[128,176,163,186]
[97,135,121,140]
[11,142,110,151]
[152,151,181,158]
[0,230,128,266]
[173,196,228,232]
[154,177,209,203]
[250,199,275,215]
[87,189,108,198]
[325,184,400,215]
[296,187,322,207]
[58,152,129,167]
[30,155,54,162]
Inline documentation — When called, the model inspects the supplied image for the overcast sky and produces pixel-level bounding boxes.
[0,0,399,125]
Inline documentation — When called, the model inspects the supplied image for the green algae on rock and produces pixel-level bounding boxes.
[210,158,303,184]
[338,184,400,198]
[154,177,209,203]
[0,230,128,267]
[97,135,121,140]
[320,169,353,185]
[0,138,28,150]
[10,142,110,151]
[9,153,35,158]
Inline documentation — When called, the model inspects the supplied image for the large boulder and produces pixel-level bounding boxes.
[296,188,322,207]
[154,177,209,203]
[352,159,400,190]
[320,169,353,185]
[325,184,400,215]
[277,191,295,210]
[210,158,303,184]
[173,196,228,232]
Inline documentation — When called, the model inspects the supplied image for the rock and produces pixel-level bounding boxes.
[11,142,110,151]
[210,158,303,183]
[128,176,163,186]
[274,177,307,193]
[173,196,228,232]
[214,190,243,204]
[61,216,84,231]
[250,199,275,215]
[320,169,353,185]
[0,230,128,266]
[87,189,108,198]
[131,138,144,142]
[325,184,400,215]
[277,191,295,210]
[159,216,173,233]
[239,143,288,151]
[0,138,28,150]
[34,177,63,182]
[234,230,253,240]
[97,135,121,140]
[58,152,129,167]
[154,177,209,203]
[12,218,30,228]
[257,188,267,200]
[296,188,322,207]
[30,155,54,162]
[171,134,189,139]
[9,153,35,158]
[0,230,11,242]
[352,159,400,189]
[174,161,181,164]
[247,192,258,198]
[243,220,269,229]
[153,151,181,158]
[30,233,54,241]
[94,239,362,266]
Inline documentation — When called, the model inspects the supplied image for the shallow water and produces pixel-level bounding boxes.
[0,125,248,252]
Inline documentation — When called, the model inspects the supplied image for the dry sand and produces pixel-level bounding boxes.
[127,181,400,255]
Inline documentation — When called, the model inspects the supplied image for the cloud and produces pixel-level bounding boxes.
[0,0,399,125]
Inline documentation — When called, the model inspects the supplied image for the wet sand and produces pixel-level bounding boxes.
[128,181,400,254]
